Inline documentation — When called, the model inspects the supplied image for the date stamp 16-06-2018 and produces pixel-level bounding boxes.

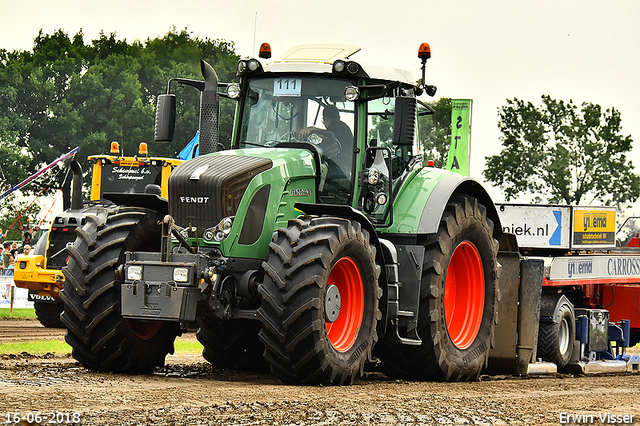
[5,411,81,425]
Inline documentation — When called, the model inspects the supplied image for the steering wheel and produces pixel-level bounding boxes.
[302,133,341,156]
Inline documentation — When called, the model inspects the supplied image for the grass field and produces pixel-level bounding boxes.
[0,338,204,355]
[0,308,204,354]
[1,309,637,355]
[0,308,37,319]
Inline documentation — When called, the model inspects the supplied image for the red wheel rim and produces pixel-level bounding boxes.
[444,241,485,350]
[325,257,364,352]
[128,319,163,340]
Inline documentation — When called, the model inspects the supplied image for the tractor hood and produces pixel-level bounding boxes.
[168,147,317,238]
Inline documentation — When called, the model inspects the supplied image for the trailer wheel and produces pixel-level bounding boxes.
[538,300,575,369]
[60,206,180,373]
[34,300,65,328]
[376,194,498,381]
[257,216,381,385]
[197,317,268,372]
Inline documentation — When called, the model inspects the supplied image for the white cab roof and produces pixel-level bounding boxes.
[262,44,417,85]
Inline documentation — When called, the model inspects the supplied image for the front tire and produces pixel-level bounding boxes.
[257,216,381,385]
[196,317,268,372]
[60,206,180,373]
[376,194,499,381]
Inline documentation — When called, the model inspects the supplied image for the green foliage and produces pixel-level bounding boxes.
[0,200,41,241]
[366,97,452,167]
[484,95,640,206]
[419,97,452,168]
[0,27,240,197]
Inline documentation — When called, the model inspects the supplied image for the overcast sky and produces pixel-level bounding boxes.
[2,0,639,206]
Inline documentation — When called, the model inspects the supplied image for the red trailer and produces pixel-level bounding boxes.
[497,204,640,372]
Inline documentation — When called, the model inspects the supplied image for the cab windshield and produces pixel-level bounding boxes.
[238,76,355,187]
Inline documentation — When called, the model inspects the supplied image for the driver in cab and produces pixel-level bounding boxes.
[299,105,353,157]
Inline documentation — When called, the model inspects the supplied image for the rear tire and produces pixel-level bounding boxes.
[538,301,575,369]
[196,317,268,372]
[376,194,499,381]
[34,300,65,328]
[257,216,381,385]
[60,206,180,373]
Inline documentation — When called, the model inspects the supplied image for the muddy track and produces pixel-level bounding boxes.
[0,319,66,342]
[1,318,639,425]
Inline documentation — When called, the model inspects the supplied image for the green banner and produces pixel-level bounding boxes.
[446,99,472,176]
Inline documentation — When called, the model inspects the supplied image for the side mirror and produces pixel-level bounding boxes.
[392,96,416,146]
[154,94,176,143]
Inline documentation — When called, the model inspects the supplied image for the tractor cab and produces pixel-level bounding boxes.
[226,43,436,225]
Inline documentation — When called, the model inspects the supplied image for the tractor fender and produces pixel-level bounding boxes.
[390,168,502,240]
[295,202,381,250]
[416,173,502,238]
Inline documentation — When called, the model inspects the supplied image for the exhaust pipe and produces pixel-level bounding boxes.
[198,59,220,156]
[70,160,84,210]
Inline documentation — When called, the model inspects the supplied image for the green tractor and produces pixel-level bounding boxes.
[61,43,509,384]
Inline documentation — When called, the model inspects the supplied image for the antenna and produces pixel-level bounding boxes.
[253,12,258,57]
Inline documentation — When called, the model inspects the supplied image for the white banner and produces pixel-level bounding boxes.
[0,270,34,309]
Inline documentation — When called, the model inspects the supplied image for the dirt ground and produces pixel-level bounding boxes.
[1,319,639,426]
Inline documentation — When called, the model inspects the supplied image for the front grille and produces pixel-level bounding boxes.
[168,154,272,237]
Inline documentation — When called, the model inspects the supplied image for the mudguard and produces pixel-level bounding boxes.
[103,192,169,216]
[385,167,503,239]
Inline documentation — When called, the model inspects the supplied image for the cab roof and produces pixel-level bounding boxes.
[262,44,418,85]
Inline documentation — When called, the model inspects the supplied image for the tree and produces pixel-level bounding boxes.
[484,95,640,206]
[419,97,452,168]
[0,199,41,242]
[367,97,452,167]
[0,27,239,199]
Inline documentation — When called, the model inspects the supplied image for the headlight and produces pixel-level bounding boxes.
[227,83,241,99]
[173,267,189,283]
[248,59,261,71]
[204,216,235,242]
[368,168,380,185]
[376,192,388,205]
[344,86,360,101]
[127,265,143,281]
[221,217,233,232]
[237,59,263,76]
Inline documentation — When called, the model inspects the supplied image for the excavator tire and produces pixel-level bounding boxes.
[34,300,65,328]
